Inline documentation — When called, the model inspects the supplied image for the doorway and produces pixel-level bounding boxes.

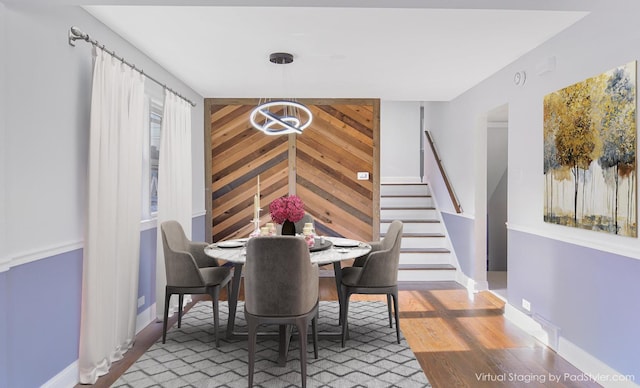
[486,104,508,299]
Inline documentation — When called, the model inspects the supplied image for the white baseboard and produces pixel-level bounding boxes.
[501,301,638,388]
[41,360,78,388]
[557,338,639,388]
[455,270,488,292]
[136,303,157,334]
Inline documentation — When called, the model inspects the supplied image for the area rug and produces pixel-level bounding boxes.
[114,301,431,387]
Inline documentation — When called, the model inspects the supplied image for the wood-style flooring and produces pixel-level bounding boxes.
[82,279,601,388]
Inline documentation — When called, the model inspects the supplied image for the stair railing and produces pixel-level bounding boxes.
[424,130,463,213]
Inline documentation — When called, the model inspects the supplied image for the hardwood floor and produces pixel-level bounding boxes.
[82,279,601,388]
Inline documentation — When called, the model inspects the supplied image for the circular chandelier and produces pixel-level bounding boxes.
[249,53,313,135]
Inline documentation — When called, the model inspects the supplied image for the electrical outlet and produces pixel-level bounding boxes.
[138,296,145,308]
[522,298,531,311]
[357,172,369,180]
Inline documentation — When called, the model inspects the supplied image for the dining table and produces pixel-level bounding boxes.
[204,235,371,364]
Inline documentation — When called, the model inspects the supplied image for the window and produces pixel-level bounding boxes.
[148,101,162,214]
[142,87,164,220]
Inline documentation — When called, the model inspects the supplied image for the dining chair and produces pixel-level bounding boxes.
[340,220,403,346]
[294,212,314,234]
[244,236,319,388]
[160,220,232,347]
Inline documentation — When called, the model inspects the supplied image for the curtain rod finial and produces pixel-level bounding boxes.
[68,26,88,47]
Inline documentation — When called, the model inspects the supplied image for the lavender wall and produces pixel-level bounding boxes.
[0,272,8,388]
[4,250,83,387]
[192,215,206,243]
[508,229,640,378]
[137,228,157,314]
[0,215,206,387]
[1,3,205,386]
[440,212,475,277]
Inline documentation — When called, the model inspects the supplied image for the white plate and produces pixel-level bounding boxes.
[217,240,244,248]
[331,239,360,248]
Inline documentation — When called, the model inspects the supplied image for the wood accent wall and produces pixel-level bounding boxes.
[205,98,380,243]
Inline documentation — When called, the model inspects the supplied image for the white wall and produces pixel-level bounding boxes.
[423,5,640,381]
[380,100,421,182]
[424,99,478,214]
[2,3,204,267]
[427,7,640,257]
[0,2,7,266]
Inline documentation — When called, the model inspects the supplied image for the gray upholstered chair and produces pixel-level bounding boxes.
[294,213,314,234]
[244,236,319,388]
[340,220,403,346]
[160,220,232,347]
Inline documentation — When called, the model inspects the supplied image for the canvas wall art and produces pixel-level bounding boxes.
[544,61,637,237]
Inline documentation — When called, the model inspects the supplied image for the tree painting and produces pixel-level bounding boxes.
[543,62,637,237]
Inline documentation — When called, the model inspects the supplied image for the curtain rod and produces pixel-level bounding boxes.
[68,26,196,107]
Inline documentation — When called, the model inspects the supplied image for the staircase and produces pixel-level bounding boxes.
[380,183,457,282]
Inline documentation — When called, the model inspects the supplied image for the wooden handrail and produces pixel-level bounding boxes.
[425,130,463,213]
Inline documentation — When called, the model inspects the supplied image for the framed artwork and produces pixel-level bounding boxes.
[544,61,637,237]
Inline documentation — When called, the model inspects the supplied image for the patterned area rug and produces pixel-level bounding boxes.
[114,301,431,387]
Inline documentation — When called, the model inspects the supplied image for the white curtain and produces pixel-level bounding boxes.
[79,47,146,384]
[155,90,193,319]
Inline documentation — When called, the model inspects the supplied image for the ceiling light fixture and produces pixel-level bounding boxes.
[249,52,312,135]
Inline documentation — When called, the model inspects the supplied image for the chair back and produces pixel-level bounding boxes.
[382,220,403,252]
[359,220,403,287]
[294,213,314,235]
[161,220,191,252]
[244,236,319,316]
[161,221,204,287]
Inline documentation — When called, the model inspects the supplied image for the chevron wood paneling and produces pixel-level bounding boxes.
[296,104,375,240]
[206,99,379,243]
[208,103,289,241]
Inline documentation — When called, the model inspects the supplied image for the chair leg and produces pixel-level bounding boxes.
[178,294,184,328]
[296,318,308,388]
[341,290,351,347]
[247,315,258,388]
[211,287,221,347]
[392,292,400,344]
[162,289,171,344]
[386,294,393,328]
[312,314,318,359]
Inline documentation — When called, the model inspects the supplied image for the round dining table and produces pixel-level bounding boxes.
[204,235,371,362]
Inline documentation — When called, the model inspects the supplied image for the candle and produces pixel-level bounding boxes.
[256,175,260,220]
[253,194,259,220]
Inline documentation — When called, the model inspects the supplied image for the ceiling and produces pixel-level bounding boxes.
[77,2,589,101]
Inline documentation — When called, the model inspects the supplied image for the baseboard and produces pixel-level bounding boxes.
[41,360,78,388]
[136,303,157,334]
[503,302,548,344]
[556,338,639,388]
[502,302,638,388]
[456,270,488,292]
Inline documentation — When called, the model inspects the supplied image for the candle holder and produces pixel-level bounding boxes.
[249,218,261,238]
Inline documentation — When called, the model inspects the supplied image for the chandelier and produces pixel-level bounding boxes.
[249,53,313,135]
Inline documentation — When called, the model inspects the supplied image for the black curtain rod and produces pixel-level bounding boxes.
[68,26,196,107]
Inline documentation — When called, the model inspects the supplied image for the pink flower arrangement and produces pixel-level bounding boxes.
[269,195,305,224]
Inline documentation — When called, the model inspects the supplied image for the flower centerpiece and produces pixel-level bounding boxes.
[269,195,305,235]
